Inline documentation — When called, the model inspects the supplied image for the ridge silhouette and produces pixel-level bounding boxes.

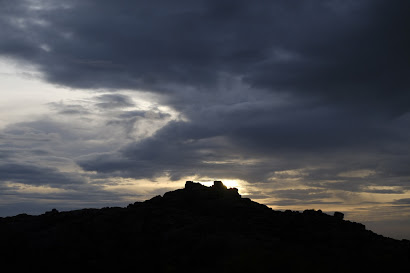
[1,181,409,272]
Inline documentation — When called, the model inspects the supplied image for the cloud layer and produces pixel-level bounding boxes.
[1,0,410,239]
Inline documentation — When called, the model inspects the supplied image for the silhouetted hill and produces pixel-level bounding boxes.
[1,181,409,272]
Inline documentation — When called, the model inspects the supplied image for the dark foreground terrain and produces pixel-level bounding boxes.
[1,181,409,272]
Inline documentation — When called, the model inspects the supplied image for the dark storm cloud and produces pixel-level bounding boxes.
[0,163,83,186]
[78,110,410,189]
[1,0,409,110]
[392,198,410,205]
[95,94,135,109]
[0,149,14,159]
[77,119,236,181]
[1,0,410,191]
[367,189,405,194]
[117,110,170,120]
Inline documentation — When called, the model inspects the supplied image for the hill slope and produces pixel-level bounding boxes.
[1,181,409,272]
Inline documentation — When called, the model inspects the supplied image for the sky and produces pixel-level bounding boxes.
[1,0,410,240]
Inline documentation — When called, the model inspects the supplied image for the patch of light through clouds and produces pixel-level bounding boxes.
[0,58,182,143]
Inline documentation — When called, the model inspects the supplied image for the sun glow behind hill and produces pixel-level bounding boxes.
[198,180,240,190]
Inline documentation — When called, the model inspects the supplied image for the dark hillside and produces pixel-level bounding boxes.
[1,181,409,272]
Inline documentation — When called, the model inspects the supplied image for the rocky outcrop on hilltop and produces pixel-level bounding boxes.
[0,181,409,272]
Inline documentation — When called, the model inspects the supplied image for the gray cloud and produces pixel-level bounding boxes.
[0,1,408,112]
[1,0,410,238]
[48,102,91,115]
[361,189,405,194]
[271,189,332,201]
[95,94,135,109]
[0,163,83,186]
[392,198,410,205]
[268,200,343,207]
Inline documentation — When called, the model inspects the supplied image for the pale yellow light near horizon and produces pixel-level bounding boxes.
[198,179,239,189]
[197,179,247,194]
[103,177,246,203]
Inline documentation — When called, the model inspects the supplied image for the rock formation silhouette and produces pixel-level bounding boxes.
[0,181,409,272]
